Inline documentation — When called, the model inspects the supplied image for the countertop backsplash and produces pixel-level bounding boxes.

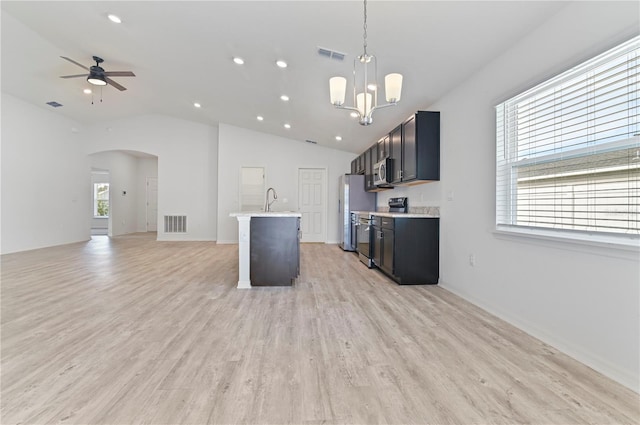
[409,206,440,216]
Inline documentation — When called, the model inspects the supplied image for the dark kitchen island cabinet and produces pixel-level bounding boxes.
[250,216,300,286]
[372,215,439,285]
[229,212,302,288]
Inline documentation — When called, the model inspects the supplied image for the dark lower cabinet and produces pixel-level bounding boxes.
[250,217,300,286]
[372,216,439,285]
[372,216,394,276]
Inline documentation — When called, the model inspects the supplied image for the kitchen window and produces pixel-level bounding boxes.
[496,35,639,245]
[94,183,110,217]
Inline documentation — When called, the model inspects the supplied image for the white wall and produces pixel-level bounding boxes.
[83,115,218,241]
[136,157,159,232]
[1,94,90,254]
[217,124,354,243]
[379,1,640,391]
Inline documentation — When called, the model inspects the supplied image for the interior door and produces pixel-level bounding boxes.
[298,168,326,243]
[240,167,265,211]
[146,177,158,232]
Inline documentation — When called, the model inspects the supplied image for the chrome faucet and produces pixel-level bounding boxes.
[264,187,278,212]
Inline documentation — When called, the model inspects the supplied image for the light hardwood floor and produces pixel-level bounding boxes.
[1,233,638,424]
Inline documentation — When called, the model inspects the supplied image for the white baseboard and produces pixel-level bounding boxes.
[439,281,639,393]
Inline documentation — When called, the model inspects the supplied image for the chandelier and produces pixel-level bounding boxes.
[329,0,403,126]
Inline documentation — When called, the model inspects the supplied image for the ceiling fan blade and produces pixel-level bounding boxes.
[60,74,89,79]
[60,56,89,71]
[105,77,127,91]
[103,71,136,77]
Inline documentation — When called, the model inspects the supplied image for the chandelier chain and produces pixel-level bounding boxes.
[362,0,368,56]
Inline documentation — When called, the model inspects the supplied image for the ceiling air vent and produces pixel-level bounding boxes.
[46,101,63,108]
[305,139,318,145]
[317,47,345,61]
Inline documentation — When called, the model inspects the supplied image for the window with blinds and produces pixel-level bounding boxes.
[496,35,639,242]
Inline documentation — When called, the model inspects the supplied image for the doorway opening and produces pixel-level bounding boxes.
[91,169,110,236]
[240,166,265,212]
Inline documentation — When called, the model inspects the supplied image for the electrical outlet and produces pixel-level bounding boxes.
[469,254,476,267]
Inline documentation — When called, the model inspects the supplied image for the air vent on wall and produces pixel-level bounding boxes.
[46,101,63,108]
[164,215,187,233]
[317,47,345,61]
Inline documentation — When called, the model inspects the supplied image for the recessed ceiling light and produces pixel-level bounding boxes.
[83,88,92,94]
[350,112,359,118]
[257,115,264,121]
[367,84,377,91]
[280,95,289,101]
[284,123,291,129]
[194,102,201,108]
[107,14,122,24]
[335,136,342,141]
[276,60,288,68]
[233,57,244,65]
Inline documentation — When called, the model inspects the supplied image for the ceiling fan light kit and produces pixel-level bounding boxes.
[87,72,107,86]
[329,0,403,126]
[59,55,135,92]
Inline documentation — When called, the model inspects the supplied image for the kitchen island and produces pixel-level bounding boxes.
[230,212,301,288]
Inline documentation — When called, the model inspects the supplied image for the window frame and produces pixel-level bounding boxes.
[93,182,110,218]
[495,36,640,248]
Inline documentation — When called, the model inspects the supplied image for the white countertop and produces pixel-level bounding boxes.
[352,210,439,219]
[230,211,302,218]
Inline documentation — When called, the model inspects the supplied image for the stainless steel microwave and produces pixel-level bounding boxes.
[373,158,393,186]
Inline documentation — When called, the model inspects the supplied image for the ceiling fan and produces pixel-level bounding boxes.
[59,55,135,91]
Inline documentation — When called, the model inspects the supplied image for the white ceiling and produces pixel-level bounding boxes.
[1,1,568,153]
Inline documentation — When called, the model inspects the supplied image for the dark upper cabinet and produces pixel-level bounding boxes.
[358,153,365,174]
[377,135,390,162]
[364,145,376,191]
[352,110,440,188]
[352,153,365,175]
[389,124,403,183]
[401,111,440,183]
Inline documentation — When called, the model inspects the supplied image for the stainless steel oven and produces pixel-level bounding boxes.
[356,212,374,267]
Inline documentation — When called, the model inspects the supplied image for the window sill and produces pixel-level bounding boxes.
[93,216,109,219]
[493,226,639,260]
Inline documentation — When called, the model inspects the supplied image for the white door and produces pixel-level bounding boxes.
[146,177,158,231]
[240,167,265,212]
[298,168,326,243]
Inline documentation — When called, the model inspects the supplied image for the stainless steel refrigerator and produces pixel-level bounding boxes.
[338,174,376,251]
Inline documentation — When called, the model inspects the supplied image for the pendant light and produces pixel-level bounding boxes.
[329,0,403,125]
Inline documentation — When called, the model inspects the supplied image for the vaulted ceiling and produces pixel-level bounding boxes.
[1,1,568,153]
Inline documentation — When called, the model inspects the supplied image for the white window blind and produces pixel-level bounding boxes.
[496,36,639,242]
